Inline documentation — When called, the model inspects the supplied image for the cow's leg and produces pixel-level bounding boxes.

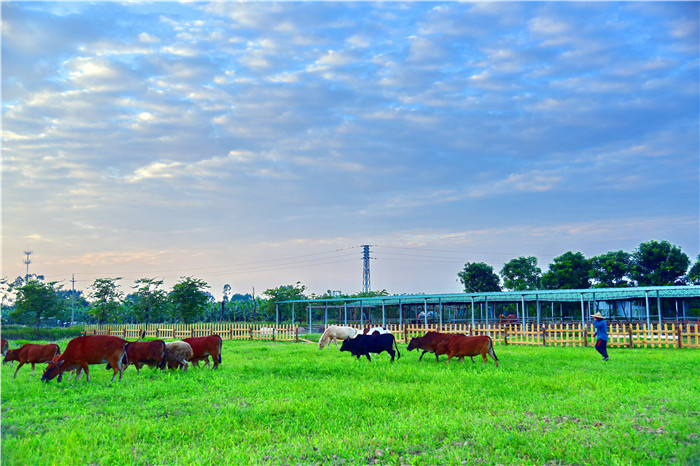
[82,363,90,382]
[470,357,475,363]
[445,355,452,365]
[12,362,25,378]
[482,353,488,365]
[459,356,465,364]
[388,349,395,362]
[419,350,427,361]
[365,353,371,362]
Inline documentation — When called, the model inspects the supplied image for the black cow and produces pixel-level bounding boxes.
[339,333,400,362]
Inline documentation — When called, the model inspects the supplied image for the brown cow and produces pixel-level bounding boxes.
[182,335,222,369]
[435,334,499,367]
[107,340,166,374]
[407,331,457,362]
[41,335,128,383]
[1,339,8,357]
[4,344,60,378]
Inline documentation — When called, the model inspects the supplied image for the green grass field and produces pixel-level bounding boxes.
[2,338,699,465]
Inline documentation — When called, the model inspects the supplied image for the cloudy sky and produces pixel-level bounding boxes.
[2,1,698,300]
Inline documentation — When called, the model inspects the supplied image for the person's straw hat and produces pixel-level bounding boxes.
[591,312,605,319]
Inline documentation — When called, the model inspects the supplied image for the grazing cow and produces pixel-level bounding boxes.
[435,334,499,367]
[340,333,400,362]
[182,335,222,369]
[108,340,166,374]
[319,325,359,349]
[406,331,456,362]
[1,339,8,357]
[4,344,60,378]
[41,335,128,383]
[165,341,193,371]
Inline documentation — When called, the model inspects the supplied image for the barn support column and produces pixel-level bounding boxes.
[515,301,519,320]
[292,303,295,325]
[360,301,364,327]
[276,304,279,327]
[485,296,489,326]
[439,298,443,328]
[382,301,386,327]
[471,297,475,327]
[308,304,312,332]
[399,299,403,332]
[645,291,651,328]
[521,296,526,328]
[580,293,585,327]
[424,299,428,327]
[536,295,540,327]
[675,300,679,321]
[656,291,662,325]
[344,302,348,325]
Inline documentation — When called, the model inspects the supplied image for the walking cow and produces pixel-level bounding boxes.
[4,344,60,378]
[435,334,499,367]
[340,333,400,362]
[182,335,223,369]
[41,335,128,383]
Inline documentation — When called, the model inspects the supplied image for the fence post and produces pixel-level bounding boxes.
[677,324,682,349]
[190,327,194,338]
[295,326,299,343]
[504,326,509,346]
[404,323,408,344]
[628,325,633,348]
[582,325,587,347]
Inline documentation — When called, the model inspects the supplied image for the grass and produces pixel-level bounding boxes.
[1,338,699,465]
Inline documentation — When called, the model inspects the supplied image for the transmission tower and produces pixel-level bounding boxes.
[23,249,33,283]
[362,245,371,293]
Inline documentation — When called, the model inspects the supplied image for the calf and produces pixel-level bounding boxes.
[4,344,60,378]
[340,333,400,362]
[108,340,166,374]
[1,338,8,357]
[435,334,498,367]
[182,335,222,369]
[41,335,128,383]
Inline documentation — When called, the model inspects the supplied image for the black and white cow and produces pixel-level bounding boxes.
[339,333,400,362]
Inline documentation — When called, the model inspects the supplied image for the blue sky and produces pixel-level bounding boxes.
[2,2,698,299]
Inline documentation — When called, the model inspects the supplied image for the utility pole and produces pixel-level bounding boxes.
[71,274,76,326]
[362,245,371,294]
[23,249,33,283]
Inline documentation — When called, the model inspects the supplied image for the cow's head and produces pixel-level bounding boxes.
[41,359,64,382]
[3,349,20,365]
[339,338,353,353]
[406,338,418,352]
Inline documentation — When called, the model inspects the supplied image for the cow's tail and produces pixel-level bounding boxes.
[394,335,401,360]
[488,337,498,366]
[158,340,167,370]
[217,335,222,364]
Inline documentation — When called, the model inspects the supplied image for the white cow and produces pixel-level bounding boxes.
[319,325,360,349]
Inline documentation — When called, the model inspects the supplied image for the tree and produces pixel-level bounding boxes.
[589,250,631,288]
[630,240,690,286]
[130,278,168,324]
[10,279,63,330]
[88,278,124,324]
[457,262,501,293]
[170,276,211,324]
[541,251,591,290]
[688,253,700,285]
[500,256,541,291]
[261,282,308,321]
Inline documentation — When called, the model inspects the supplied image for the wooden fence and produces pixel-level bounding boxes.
[83,321,700,349]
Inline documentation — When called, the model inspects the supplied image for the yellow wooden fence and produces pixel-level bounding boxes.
[83,322,699,349]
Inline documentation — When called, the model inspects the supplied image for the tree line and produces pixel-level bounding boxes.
[458,240,699,292]
[2,239,698,329]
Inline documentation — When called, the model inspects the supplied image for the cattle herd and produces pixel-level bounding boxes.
[1,326,497,383]
[1,334,222,383]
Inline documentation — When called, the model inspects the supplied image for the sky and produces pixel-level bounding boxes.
[2,1,699,301]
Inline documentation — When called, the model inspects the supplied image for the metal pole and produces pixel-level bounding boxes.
[645,291,650,328]
[424,299,428,327]
[344,302,348,326]
[360,301,364,327]
[382,301,386,327]
[399,299,403,333]
[580,293,585,327]
[656,291,662,326]
[309,304,312,333]
[292,302,295,325]
[471,297,475,327]
[276,304,279,327]
[439,298,443,328]
[522,295,526,327]
[324,301,328,327]
[536,295,540,327]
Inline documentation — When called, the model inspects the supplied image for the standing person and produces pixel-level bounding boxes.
[591,312,609,361]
